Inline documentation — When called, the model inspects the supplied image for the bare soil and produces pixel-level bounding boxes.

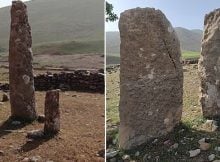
[0,91,104,162]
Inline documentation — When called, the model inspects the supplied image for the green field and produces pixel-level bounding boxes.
[33,40,104,55]
[107,51,200,65]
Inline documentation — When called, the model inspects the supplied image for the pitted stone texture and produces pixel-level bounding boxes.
[119,8,183,150]
[9,1,36,121]
[44,90,60,135]
[198,9,220,118]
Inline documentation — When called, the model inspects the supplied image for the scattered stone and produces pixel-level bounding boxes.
[213,160,220,162]
[119,7,183,150]
[189,149,201,158]
[170,143,179,149]
[202,120,218,132]
[122,154,130,160]
[27,130,44,139]
[2,93,9,102]
[135,151,140,157]
[199,141,211,151]
[29,155,42,162]
[22,157,29,162]
[152,139,158,144]
[106,151,118,159]
[215,147,220,151]
[208,154,215,161]
[37,114,45,123]
[11,121,21,126]
[198,8,220,118]
[9,0,37,121]
[0,150,4,156]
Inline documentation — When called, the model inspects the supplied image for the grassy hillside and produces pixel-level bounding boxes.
[106,28,202,63]
[0,0,104,50]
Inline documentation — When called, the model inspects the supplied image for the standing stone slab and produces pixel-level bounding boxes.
[119,8,183,150]
[44,90,60,135]
[198,9,220,118]
[9,1,36,121]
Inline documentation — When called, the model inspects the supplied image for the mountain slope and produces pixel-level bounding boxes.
[0,0,104,50]
[106,27,203,56]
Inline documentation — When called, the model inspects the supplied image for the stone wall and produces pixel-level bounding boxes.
[0,69,104,93]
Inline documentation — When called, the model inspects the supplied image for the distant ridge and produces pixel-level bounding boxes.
[106,27,203,55]
[0,0,104,50]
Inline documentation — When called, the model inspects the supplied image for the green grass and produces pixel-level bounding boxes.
[106,51,200,65]
[182,51,200,59]
[33,40,104,55]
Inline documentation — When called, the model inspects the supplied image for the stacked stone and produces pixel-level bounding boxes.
[34,70,104,93]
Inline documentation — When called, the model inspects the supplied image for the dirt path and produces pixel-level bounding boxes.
[0,91,104,162]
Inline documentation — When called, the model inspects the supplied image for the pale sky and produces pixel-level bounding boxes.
[106,0,220,31]
[0,0,30,8]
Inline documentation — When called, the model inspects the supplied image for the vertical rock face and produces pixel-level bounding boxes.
[198,9,220,118]
[9,1,36,121]
[44,90,60,135]
[119,8,183,150]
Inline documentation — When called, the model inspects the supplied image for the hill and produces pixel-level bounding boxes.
[106,27,202,64]
[0,0,104,51]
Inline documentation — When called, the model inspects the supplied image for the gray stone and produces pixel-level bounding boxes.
[9,0,37,121]
[189,149,201,158]
[119,7,183,150]
[44,90,60,135]
[198,9,220,118]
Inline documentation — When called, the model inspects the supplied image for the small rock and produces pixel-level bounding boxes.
[189,149,201,157]
[30,156,42,162]
[203,120,218,132]
[170,143,179,149]
[27,130,44,139]
[208,154,215,161]
[11,121,21,125]
[0,150,4,156]
[109,158,117,162]
[199,142,211,151]
[135,151,140,157]
[152,139,158,144]
[163,140,171,145]
[122,154,130,160]
[22,157,29,162]
[106,151,118,159]
[213,160,220,162]
[37,114,45,123]
[2,93,9,102]
[215,147,220,152]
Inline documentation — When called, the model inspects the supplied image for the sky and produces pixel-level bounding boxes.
[106,0,220,31]
[0,0,30,8]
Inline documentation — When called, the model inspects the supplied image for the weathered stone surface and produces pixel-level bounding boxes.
[44,90,60,135]
[198,9,220,118]
[9,1,36,121]
[119,8,183,149]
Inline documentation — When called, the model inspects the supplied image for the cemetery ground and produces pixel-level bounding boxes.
[107,64,220,162]
[0,47,104,161]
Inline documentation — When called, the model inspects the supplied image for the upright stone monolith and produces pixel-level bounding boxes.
[198,9,220,118]
[9,1,37,121]
[119,8,183,150]
[44,90,60,136]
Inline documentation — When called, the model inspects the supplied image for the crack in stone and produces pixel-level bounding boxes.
[162,39,176,69]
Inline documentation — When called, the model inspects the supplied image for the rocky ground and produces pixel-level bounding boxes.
[106,64,220,162]
[0,68,105,162]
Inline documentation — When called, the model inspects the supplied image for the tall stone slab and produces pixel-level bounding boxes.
[44,90,60,136]
[198,9,220,118]
[119,8,183,150]
[9,1,37,121]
